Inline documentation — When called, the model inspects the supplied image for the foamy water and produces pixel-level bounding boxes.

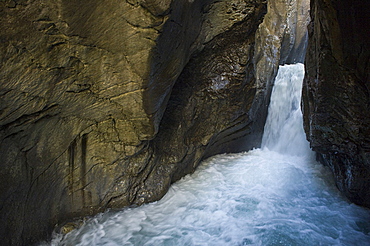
[262,63,309,156]
[43,64,370,246]
[46,150,370,246]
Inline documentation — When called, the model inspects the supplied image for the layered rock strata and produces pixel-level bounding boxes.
[303,0,370,207]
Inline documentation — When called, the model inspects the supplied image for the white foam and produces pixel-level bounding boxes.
[47,150,370,246]
[44,64,370,246]
[262,63,311,156]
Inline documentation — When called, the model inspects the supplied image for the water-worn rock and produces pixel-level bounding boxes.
[0,0,268,245]
[253,0,310,140]
[1,1,163,244]
[0,0,320,244]
[132,2,268,205]
[303,0,370,207]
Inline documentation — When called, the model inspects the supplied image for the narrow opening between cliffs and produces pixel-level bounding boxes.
[42,63,370,245]
[3,0,370,245]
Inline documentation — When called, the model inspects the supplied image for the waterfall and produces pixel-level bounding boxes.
[42,64,370,246]
[262,63,311,156]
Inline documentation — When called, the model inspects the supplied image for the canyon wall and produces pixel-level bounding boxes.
[0,0,314,244]
[1,0,269,244]
[303,0,370,207]
[254,0,310,128]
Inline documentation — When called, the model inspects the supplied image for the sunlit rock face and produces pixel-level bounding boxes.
[0,0,268,245]
[303,0,370,207]
[253,0,310,132]
[1,1,177,244]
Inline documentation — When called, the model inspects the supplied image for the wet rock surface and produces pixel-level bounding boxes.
[303,0,370,207]
[133,2,268,205]
[0,0,268,244]
[5,0,369,244]
[253,0,310,129]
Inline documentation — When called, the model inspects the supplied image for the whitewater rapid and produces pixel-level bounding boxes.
[44,64,370,246]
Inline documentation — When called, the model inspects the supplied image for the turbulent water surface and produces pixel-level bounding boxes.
[45,64,370,246]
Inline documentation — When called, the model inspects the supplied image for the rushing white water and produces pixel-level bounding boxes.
[44,64,370,246]
[262,63,310,156]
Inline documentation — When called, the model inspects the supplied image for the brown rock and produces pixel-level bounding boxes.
[0,0,269,244]
[0,0,317,244]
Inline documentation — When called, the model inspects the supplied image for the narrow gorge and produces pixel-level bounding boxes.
[0,0,369,245]
[43,63,370,245]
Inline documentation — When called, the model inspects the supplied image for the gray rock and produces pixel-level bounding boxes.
[302,0,370,207]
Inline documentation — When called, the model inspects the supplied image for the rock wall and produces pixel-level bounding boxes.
[133,2,268,206]
[0,0,268,245]
[303,0,370,207]
[0,0,317,244]
[254,0,310,125]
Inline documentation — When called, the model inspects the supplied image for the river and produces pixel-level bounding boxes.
[44,64,370,246]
